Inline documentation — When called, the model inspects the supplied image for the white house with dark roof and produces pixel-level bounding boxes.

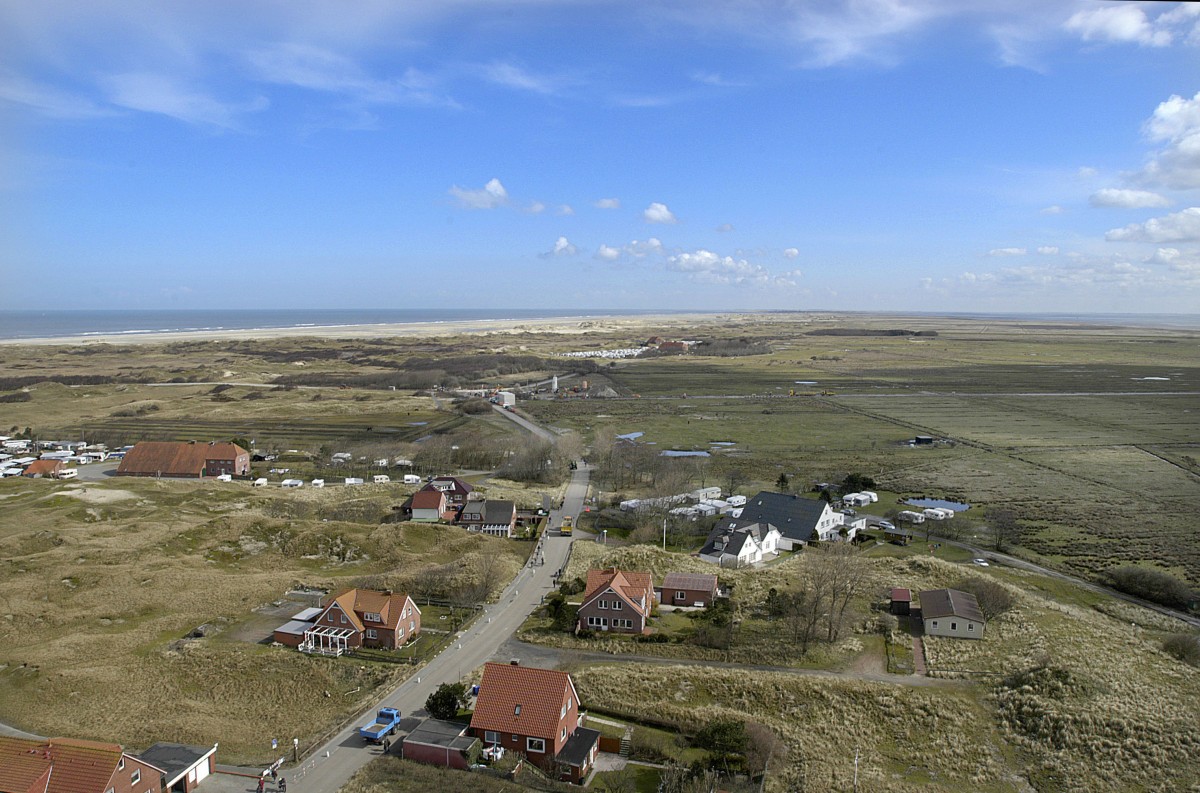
[699,518,780,567]
[919,588,986,639]
[736,491,844,549]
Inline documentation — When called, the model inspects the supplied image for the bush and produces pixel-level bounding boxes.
[0,392,31,403]
[1101,566,1194,609]
[1162,634,1200,667]
[951,577,1016,620]
[458,398,493,415]
[425,682,469,719]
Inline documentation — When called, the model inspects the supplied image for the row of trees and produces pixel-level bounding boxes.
[763,544,869,655]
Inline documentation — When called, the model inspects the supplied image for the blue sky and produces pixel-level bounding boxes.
[2,1,1199,313]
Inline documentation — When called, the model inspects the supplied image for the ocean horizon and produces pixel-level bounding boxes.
[0,308,1197,341]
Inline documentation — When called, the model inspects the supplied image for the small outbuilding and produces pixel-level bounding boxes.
[22,459,65,478]
[889,588,912,616]
[660,572,720,608]
[137,742,219,793]
[402,719,479,770]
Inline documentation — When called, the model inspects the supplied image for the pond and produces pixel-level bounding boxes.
[903,497,971,511]
[660,450,710,457]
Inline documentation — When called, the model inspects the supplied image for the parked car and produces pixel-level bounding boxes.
[972,558,990,566]
[876,520,895,530]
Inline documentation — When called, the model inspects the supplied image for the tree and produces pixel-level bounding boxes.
[775,473,790,491]
[744,721,786,780]
[722,467,747,498]
[988,507,1021,552]
[1102,566,1195,609]
[839,472,876,494]
[425,682,468,720]
[951,577,1015,620]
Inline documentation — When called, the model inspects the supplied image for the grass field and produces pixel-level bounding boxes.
[0,475,530,763]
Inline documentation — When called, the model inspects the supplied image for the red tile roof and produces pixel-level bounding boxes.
[582,568,652,616]
[411,490,447,510]
[891,588,912,602]
[22,460,64,478]
[321,588,416,632]
[0,736,146,793]
[116,442,246,477]
[470,663,576,741]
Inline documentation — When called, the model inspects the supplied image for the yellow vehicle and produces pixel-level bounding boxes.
[560,516,573,536]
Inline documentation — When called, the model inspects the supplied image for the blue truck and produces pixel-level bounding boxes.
[359,707,402,743]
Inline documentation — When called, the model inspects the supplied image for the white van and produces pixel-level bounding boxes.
[372,474,390,484]
[216,474,233,482]
[311,479,325,488]
[281,479,304,488]
[252,477,269,487]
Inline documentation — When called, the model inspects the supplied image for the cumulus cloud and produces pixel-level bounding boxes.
[527,201,545,214]
[1064,6,1171,47]
[643,202,677,224]
[715,223,734,232]
[1090,188,1171,209]
[783,247,800,259]
[626,238,665,257]
[665,248,798,287]
[594,198,621,209]
[595,244,621,261]
[1139,91,1200,190]
[1105,207,1200,243]
[541,236,578,258]
[1037,246,1059,255]
[449,177,508,209]
[556,204,574,216]
[987,247,1027,257]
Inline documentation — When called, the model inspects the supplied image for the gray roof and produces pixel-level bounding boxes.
[700,519,774,557]
[137,743,216,786]
[404,719,477,751]
[919,589,986,622]
[737,491,831,542]
[662,572,718,591]
[556,728,601,768]
[483,500,515,524]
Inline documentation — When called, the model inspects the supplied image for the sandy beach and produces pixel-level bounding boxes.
[0,311,737,346]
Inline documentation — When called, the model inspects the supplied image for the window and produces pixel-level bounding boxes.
[561,703,567,718]
[676,591,686,599]
[340,614,347,624]
[951,622,957,631]
[527,737,546,753]
[366,629,377,639]
[598,600,608,609]
[131,770,141,785]
[968,623,974,631]
[611,600,622,610]
[364,612,381,622]
[931,621,938,628]
[515,705,522,715]
[118,758,125,771]
[409,620,415,632]
[485,731,498,744]
[561,728,566,740]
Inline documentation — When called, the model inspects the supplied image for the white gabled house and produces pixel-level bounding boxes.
[699,518,781,568]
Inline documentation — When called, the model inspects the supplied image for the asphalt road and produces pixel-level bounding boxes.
[291,463,592,793]
[491,403,558,442]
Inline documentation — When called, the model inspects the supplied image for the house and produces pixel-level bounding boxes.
[136,743,218,793]
[22,459,65,478]
[401,719,479,770]
[0,736,163,793]
[890,588,912,616]
[698,518,780,568]
[409,490,452,522]
[457,499,517,537]
[469,662,600,784]
[424,476,474,507]
[660,572,719,607]
[116,442,250,479]
[737,491,844,549]
[576,568,653,634]
[919,588,985,639]
[884,525,913,545]
[298,588,421,656]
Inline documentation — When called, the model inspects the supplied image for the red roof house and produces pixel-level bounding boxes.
[0,736,162,793]
[469,663,599,784]
[577,568,653,634]
[299,588,420,656]
[116,442,249,478]
[22,460,65,478]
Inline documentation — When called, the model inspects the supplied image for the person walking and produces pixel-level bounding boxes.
[278,778,287,793]
[256,776,265,793]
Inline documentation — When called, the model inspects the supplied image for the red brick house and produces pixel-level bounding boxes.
[469,663,600,784]
[659,572,719,607]
[457,499,517,537]
[424,476,474,507]
[409,490,452,521]
[299,588,420,656]
[116,442,249,478]
[136,743,218,793]
[22,459,65,478]
[577,568,653,634]
[0,736,162,793]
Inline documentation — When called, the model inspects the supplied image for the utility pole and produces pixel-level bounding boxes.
[853,747,859,793]
[662,517,667,551]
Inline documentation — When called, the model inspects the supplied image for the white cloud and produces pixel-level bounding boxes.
[987,247,1027,257]
[541,236,577,258]
[1089,188,1171,209]
[246,43,448,106]
[626,238,664,257]
[595,244,621,261]
[1041,205,1065,215]
[643,202,677,224]
[1139,91,1200,190]
[1064,6,1171,47]
[691,71,747,88]
[556,204,574,216]
[0,72,114,119]
[594,198,621,210]
[1077,167,1099,179]
[1036,246,1059,255]
[715,223,734,233]
[783,247,800,259]
[449,177,508,209]
[665,248,797,287]
[1105,207,1200,243]
[527,201,545,214]
[482,61,560,95]
[103,73,265,128]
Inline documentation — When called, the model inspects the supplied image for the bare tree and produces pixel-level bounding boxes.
[988,507,1021,552]
[745,721,787,780]
[721,467,747,498]
[815,543,869,643]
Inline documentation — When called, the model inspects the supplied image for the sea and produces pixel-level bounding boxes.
[0,309,668,341]
[0,309,1196,341]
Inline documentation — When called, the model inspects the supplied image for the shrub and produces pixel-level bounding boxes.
[1162,634,1200,667]
[951,577,1016,619]
[425,682,469,719]
[1101,566,1194,609]
[0,392,31,403]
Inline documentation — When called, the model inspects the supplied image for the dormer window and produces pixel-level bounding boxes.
[514,705,521,715]
[364,612,381,623]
